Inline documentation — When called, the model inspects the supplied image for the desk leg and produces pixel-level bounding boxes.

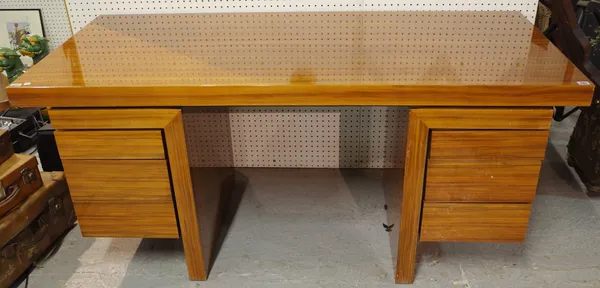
[164,112,207,280]
[396,111,429,284]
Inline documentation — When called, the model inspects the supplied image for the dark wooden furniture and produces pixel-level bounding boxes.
[545,0,600,193]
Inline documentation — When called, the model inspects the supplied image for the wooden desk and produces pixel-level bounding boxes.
[7,11,594,284]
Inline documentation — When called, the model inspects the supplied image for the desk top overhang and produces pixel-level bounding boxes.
[7,11,594,107]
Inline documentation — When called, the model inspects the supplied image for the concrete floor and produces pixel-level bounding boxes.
[21,113,600,288]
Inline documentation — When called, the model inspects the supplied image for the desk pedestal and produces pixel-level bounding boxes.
[396,108,551,283]
[48,107,552,284]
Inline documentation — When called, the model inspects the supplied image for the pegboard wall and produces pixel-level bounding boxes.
[65,0,539,33]
[63,0,538,168]
[183,107,408,168]
[0,0,72,50]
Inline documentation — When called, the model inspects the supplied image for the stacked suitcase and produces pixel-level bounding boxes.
[0,129,76,287]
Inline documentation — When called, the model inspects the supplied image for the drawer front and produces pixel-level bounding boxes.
[420,203,531,242]
[62,159,178,238]
[429,130,549,159]
[62,160,173,202]
[425,159,542,202]
[75,202,179,238]
[55,130,165,160]
[48,109,177,130]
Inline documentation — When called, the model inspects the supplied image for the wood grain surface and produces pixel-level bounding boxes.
[6,12,594,108]
[425,159,542,202]
[412,108,553,130]
[62,159,173,202]
[62,160,178,236]
[8,85,593,107]
[420,203,532,242]
[75,202,179,238]
[52,108,208,280]
[164,111,208,280]
[429,130,550,159]
[55,130,165,159]
[396,110,429,284]
[49,109,177,129]
[395,107,552,283]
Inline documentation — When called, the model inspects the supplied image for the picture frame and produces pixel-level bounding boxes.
[0,9,45,50]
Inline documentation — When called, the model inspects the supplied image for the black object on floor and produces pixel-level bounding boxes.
[38,124,63,171]
[8,266,33,288]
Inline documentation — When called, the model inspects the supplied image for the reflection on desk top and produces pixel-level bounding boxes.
[7,11,594,107]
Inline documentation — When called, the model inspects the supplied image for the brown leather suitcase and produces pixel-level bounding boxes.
[0,154,42,217]
[0,172,75,288]
[0,129,14,165]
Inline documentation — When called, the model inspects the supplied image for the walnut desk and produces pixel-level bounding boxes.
[7,11,594,284]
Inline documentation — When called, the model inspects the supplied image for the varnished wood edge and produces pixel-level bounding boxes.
[163,110,207,280]
[9,84,593,107]
[396,110,429,284]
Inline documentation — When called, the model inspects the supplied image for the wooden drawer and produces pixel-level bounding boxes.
[75,202,179,238]
[62,159,178,238]
[62,159,173,202]
[425,159,542,202]
[55,130,165,160]
[429,130,549,159]
[420,203,532,242]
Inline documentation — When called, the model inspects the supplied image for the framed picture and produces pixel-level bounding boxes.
[0,9,44,50]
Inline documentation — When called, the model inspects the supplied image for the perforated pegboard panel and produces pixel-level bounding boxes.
[0,0,72,50]
[183,108,364,168]
[360,108,409,168]
[65,0,538,33]
[64,0,539,168]
[183,107,410,168]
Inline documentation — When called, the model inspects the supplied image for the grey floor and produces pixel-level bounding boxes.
[22,113,600,288]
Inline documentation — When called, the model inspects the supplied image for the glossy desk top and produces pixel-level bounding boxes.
[7,11,594,107]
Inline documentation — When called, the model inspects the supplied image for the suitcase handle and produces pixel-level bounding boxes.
[18,212,49,250]
[17,197,68,252]
[0,168,35,203]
